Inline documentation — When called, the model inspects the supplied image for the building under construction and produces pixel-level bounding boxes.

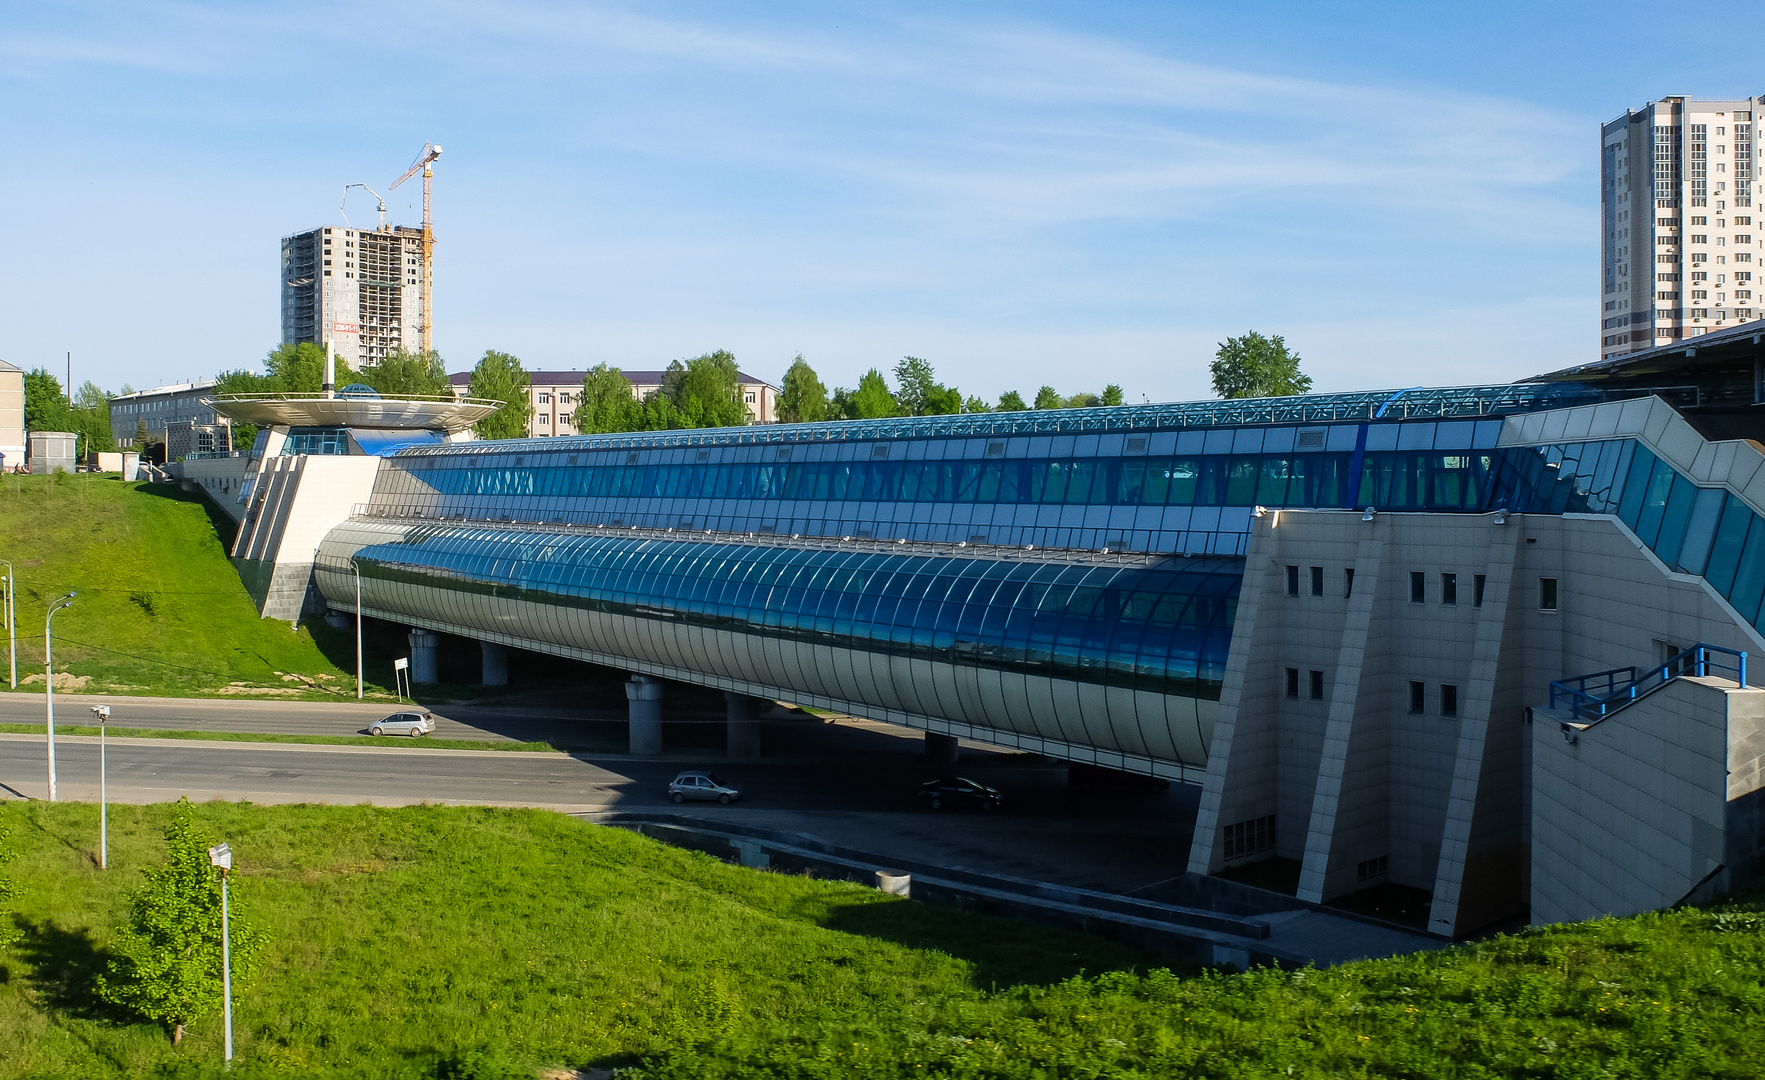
[280,224,424,367]
[281,144,442,368]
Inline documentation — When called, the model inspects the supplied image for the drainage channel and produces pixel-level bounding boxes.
[580,810,1315,970]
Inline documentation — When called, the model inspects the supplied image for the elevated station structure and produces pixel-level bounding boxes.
[184,325,1765,938]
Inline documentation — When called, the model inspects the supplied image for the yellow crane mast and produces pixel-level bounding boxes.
[390,142,443,357]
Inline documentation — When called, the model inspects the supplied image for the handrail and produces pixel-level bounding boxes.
[1550,643,1749,721]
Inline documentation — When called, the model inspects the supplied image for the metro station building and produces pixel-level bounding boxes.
[179,326,1765,939]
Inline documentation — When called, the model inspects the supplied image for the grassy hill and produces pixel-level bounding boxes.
[0,473,364,698]
[2,801,1762,1079]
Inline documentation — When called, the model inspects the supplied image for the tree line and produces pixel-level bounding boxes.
[16,329,1311,455]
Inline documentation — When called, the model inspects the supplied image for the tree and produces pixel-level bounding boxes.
[1033,386,1063,410]
[778,355,828,423]
[99,799,264,1045]
[265,342,355,393]
[467,350,533,440]
[996,390,1027,412]
[74,381,110,411]
[847,369,899,418]
[578,363,642,433]
[1065,392,1101,409]
[962,395,992,413]
[1101,384,1124,407]
[358,349,450,397]
[664,351,749,429]
[24,369,73,432]
[1210,331,1312,399]
[893,356,938,416]
[922,383,964,415]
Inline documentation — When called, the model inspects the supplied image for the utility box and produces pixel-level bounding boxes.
[28,431,76,474]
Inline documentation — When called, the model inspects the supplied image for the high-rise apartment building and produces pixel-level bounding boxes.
[1601,96,1765,359]
[281,225,425,367]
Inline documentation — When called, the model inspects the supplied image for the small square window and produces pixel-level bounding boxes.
[1441,573,1457,605]
[1409,571,1425,603]
[1441,684,1459,717]
[1473,574,1487,607]
[1409,681,1425,714]
[1285,667,1299,699]
[1540,577,1559,611]
[1309,566,1324,597]
[1309,670,1325,701]
[1286,565,1300,596]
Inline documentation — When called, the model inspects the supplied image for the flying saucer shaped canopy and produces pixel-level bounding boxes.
[205,393,504,433]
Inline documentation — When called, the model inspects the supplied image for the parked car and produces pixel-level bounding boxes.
[668,771,742,804]
[917,776,1003,811]
[369,711,435,737]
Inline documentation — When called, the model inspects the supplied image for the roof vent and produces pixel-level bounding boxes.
[871,444,891,459]
[1124,437,1147,454]
[626,452,639,464]
[1297,429,1327,449]
[986,441,1006,457]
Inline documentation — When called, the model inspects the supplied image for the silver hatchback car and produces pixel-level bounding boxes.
[370,711,435,737]
[668,771,742,804]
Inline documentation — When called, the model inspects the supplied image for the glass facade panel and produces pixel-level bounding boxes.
[322,526,1242,703]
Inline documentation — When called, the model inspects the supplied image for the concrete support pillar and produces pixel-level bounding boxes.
[626,675,664,756]
[408,628,439,684]
[480,641,509,686]
[725,692,764,759]
[923,731,960,765]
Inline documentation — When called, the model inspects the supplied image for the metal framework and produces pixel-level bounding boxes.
[393,382,1628,458]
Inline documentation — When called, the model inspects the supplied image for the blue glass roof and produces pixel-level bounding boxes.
[404,382,1618,458]
[319,524,1242,707]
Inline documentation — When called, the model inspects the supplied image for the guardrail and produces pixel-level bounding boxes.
[1550,643,1749,721]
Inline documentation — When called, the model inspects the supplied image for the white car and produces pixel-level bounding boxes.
[370,711,435,737]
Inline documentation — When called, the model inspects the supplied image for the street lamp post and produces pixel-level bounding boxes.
[91,705,111,868]
[2,558,16,688]
[351,558,363,701]
[44,591,75,802]
[207,842,235,1063]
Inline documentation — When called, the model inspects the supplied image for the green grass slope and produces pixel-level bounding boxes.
[0,473,360,697]
[3,802,1763,1079]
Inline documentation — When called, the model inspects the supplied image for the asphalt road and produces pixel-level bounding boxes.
[0,723,1201,894]
[0,692,604,744]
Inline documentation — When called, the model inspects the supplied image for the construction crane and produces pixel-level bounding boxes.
[390,142,443,356]
[340,183,387,231]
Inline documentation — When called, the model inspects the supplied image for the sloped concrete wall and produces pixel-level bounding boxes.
[1531,677,1760,924]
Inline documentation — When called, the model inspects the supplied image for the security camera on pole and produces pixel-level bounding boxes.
[91,704,111,868]
[1,558,17,689]
[44,591,75,801]
[207,842,235,1063]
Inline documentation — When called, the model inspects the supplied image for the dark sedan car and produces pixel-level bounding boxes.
[917,776,1003,811]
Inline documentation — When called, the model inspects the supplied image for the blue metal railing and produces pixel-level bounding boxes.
[1550,643,1749,721]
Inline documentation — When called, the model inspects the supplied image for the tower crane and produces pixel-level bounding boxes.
[390,142,443,356]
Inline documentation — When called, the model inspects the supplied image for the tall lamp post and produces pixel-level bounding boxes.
[44,591,75,802]
[2,558,16,688]
[91,705,111,868]
[351,557,364,701]
[207,842,235,1062]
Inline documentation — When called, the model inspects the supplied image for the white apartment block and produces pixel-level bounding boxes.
[1602,96,1765,359]
[282,225,425,367]
[448,369,780,437]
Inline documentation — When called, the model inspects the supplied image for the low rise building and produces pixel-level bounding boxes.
[0,359,23,471]
[447,368,779,437]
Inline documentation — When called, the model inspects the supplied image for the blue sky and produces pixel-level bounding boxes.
[3,1,1761,403]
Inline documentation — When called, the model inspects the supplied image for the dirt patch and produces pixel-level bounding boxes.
[21,672,93,691]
